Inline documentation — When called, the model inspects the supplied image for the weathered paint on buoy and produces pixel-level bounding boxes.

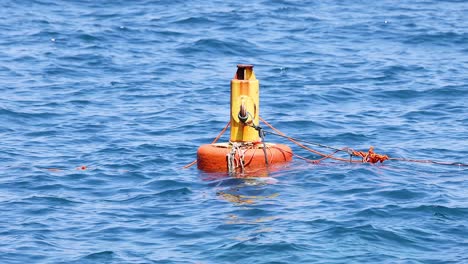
[197,143,292,173]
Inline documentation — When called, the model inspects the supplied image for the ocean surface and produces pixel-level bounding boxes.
[1,0,467,263]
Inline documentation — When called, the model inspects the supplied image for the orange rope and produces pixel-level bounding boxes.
[270,145,321,164]
[260,116,361,163]
[187,117,466,169]
[350,146,389,163]
[183,160,198,169]
[260,116,466,167]
[183,121,231,169]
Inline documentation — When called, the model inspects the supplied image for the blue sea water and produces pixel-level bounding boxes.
[1,0,468,263]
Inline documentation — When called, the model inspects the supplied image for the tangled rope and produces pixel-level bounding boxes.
[227,142,251,173]
[350,146,389,163]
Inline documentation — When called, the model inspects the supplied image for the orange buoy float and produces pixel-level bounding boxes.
[197,64,293,173]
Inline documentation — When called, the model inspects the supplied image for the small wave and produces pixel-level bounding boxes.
[30,29,60,39]
[332,187,376,196]
[173,16,215,25]
[355,207,390,218]
[372,204,468,221]
[156,187,193,197]
[381,64,427,78]
[177,38,260,56]
[77,33,103,42]
[376,188,427,200]
[0,107,63,120]
[153,29,186,37]
[375,89,426,100]
[429,85,468,97]
[163,227,213,239]
[22,195,81,205]
[144,179,187,189]
[81,250,114,260]
[221,239,307,255]
[25,130,60,137]
[404,31,468,46]
[325,224,428,250]
[263,0,307,8]
[402,109,447,120]
[332,132,371,142]
[413,204,468,219]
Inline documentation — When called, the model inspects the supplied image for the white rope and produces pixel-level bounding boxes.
[227,142,253,174]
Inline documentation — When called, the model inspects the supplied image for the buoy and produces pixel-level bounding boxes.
[197,64,293,173]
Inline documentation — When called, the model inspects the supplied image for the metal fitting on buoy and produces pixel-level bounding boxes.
[230,64,259,142]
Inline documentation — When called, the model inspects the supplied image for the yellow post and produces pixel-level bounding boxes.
[230,64,260,142]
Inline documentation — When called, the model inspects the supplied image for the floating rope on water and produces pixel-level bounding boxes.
[184,117,467,169]
[349,146,389,164]
[258,116,467,167]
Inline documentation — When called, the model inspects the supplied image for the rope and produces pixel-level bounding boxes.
[259,116,467,167]
[388,157,467,167]
[260,117,343,152]
[186,117,467,169]
[227,142,249,173]
[183,121,231,169]
[269,145,321,164]
[260,117,360,163]
[349,146,389,163]
[256,124,269,166]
